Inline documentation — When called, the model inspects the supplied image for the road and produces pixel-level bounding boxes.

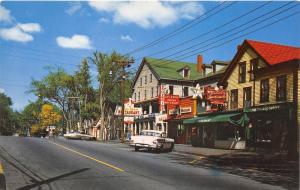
[0,136,285,190]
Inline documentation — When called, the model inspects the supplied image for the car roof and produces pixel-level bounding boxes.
[141,130,165,134]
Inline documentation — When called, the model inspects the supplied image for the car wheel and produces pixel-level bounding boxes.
[167,143,174,152]
[135,147,139,151]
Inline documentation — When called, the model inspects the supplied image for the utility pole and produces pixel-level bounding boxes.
[112,58,134,143]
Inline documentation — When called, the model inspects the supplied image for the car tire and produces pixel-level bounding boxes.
[135,147,139,151]
[167,143,174,152]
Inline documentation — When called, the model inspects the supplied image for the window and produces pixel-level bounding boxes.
[144,89,147,100]
[169,85,174,95]
[276,75,287,101]
[230,89,238,109]
[156,86,159,96]
[238,62,246,83]
[260,79,269,102]
[151,87,154,98]
[150,74,152,82]
[140,78,142,86]
[145,76,147,84]
[183,68,189,78]
[138,92,140,101]
[134,93,136,101]
[249,58,258,81]
[243,87,252,108]
[183,87,189,97]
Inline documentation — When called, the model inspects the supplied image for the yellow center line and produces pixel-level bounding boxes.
[48,141,125,172]
[0,163,3,174]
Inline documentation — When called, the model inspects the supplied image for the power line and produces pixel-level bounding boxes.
[125,1,237,55]
[135,1,273,60]
[155,8,300,66]
[158,1,297,63]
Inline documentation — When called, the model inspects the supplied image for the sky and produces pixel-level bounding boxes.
[0,1,300,111]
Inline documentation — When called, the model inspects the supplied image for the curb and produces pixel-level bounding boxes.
[0,163,6,190]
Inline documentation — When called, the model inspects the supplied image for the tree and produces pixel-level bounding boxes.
[89,51,132,140]
[0,92,14,135]
[39,104,62,129]
[30,68,74,132]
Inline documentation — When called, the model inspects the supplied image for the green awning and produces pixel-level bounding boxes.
[183,113,248,127]
[197,113,240,123]
[183,117,200,124]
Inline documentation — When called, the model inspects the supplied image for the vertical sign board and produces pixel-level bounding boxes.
[159,85,165,112]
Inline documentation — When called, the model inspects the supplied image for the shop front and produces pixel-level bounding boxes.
[167,96,196,144]
[244,102,294,151]
[184,111,247,149]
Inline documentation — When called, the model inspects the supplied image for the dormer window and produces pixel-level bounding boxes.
[183,68,190,78]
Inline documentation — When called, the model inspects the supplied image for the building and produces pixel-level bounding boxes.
[218,39,300,153]
[131,57,202,136]
[167,59,229,144]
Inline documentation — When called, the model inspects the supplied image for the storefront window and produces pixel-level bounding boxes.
[260,79,269,102]
[150,74,153,82]
[177,124,185,137]
[238,62,246,83]
[230,89,238,109]
[216,125,235,140]
[276,75,287,101]
[243,87,252,108]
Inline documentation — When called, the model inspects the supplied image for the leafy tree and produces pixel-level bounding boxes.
[89,51,133,140]
[0,92,14,135]
[30,68,74,132]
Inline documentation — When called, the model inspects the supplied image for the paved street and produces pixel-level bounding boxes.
[0,136,287,190]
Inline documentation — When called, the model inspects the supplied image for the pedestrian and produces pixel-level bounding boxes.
[127,129,132,141]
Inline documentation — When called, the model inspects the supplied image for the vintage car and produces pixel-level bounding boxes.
[64,132,96,140]
[129,130,174,152]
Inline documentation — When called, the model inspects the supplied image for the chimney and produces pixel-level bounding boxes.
[197,55,203,73]
[237,45,241,51]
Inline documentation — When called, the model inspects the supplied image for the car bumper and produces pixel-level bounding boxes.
[130,143,162,149]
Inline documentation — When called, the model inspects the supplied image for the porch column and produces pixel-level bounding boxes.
[149,103,153,114]
[134,123,137,135]
[147,121,150,130]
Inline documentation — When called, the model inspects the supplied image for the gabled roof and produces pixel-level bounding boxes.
[247,40,300,65]
[219,39,300,85]
[144,57,200,80]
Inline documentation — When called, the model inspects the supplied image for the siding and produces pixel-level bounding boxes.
[132,64,159,102]
[226,48,294,110]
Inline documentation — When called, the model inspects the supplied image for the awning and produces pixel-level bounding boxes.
[183,113,248,127]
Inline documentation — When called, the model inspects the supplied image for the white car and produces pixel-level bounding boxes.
[64,132,96,140]
[129,130,174,152]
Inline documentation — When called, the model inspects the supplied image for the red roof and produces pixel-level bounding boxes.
[246,40,300,65]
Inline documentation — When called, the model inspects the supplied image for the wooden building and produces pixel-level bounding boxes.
[219,39,300,154]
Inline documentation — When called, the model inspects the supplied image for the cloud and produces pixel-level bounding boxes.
[0,88,5,93]
[120,35,133,42]
[0,4,12,22]
[17,23,41,33]
[99,17,109,23]
[0,26,33,42]
[56,34,92,49]
[66,2,82,15]
[88,1,204,28]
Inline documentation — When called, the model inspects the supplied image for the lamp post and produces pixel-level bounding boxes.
[110,58,134,143]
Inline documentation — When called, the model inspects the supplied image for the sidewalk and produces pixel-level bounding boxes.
[174,144,239,156]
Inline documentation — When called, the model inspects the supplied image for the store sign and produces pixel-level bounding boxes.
[205,86,226,105]
[124,117,134,124]
[164,94,180,105]
[114,104,142,116]
[155,114,167,124]
[180,107,192,114]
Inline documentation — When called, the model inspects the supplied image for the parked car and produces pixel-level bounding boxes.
[129,130,174,152]
[64,132,96,140]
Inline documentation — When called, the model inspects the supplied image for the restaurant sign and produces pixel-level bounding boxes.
[114,106,142,116]
[155,114,168,124]
[204,86,226,105]
[163,94,180,105]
